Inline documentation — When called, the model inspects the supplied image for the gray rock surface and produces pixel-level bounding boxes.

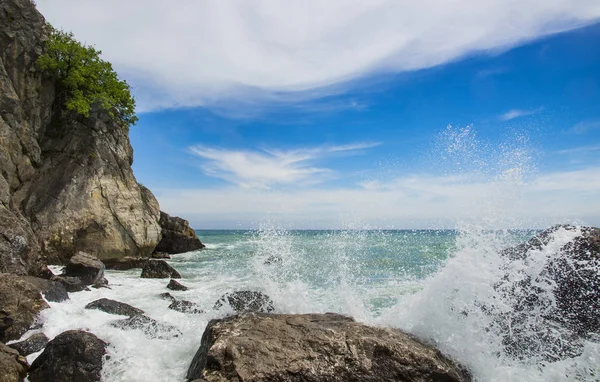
[8,332,48,356]
[63,252,105,284]
[0,274,49,342]
[167,279,188,291]
[141,260,181,279]
[28,330,107,382]
[21,276,69,302]
[0,343,28,382]
[110,315,182,339]
[213,291,275,313]
[187,313,471,382]
[154,211,205,254]
[85,298,144,317]
[104,256,148,270]
[169,300,204,314]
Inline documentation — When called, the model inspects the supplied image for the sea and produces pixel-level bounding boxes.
[23,226,599,381]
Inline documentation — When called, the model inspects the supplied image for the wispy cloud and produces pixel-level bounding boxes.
[500,107,544,121]
[36,0,600,111]
[556,145,600,154]
[571,119,600,134]
[189,142,380,189]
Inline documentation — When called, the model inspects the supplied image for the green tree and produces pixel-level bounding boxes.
[38,25,138,126]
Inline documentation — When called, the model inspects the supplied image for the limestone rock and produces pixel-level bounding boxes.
[28,330,107,382]
[213,291,274,313]
[169,300,204,314]
[186,313,471,382]
[154,211,204,254]
[0,343,28,382]
[8,332,48,356]
[140,260,181,279]
[167,279,188,291]
[85,298,144,317]
[63,252,105,285]
[110,315,182,340]
[0,274,49,342]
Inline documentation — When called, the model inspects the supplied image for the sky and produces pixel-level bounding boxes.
[37,1,600,229]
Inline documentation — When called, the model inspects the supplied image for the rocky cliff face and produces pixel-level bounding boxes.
[0,0,165,270]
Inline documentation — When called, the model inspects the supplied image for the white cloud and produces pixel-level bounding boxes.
[500,107,544,121]
[556,145,600,155]
[572,119,600,134]
[154,167,600,229]
[35,0,600,111]
[189,142,379,189]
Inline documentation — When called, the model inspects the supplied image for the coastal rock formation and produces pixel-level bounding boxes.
[141,260,181,279]
[0,343,28,382]
[104,256,148,270]
[167,279,188,291]
[8,332,48,356]
[85,298,144,317]
[214,291,275,313]
[187,313,471,382]
[169,300,204,314]
[154,211,205,254]
[159,292,177,302]
[63,252,105,284]
[0,274,49,342]
[21,276,69,302]
[111,315,182,340]
[28,330,107,382]
[495,225,600,361]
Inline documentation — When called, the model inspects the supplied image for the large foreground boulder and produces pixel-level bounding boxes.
[187,313,470,382]
[213,291,274,313]
[140,260,181,279]
[154,211,205,254]
[85,298,144,317]
[0,343,28,382]
[494,225,600,361]
[28,330,107,382]
[0,274,49,342]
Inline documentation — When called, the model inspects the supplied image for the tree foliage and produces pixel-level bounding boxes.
[38,25,138,126]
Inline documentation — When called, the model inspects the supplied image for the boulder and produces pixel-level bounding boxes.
[63,252,105,285]
[0,274,49,342]
[85,298,144,317]
[140,260,181,279]
[169,300,204,314]
[8,332,48,356]
[0,343,28,382]
[103,256,148,270]
[186,313,471,382]
[154,211,205,254]
[167,279,188,291]
[92,277,109,289]
[110,315,182,340]
[28,330,107,382]
[21,276,69,302]
[159,292,177,303]
[50,275,88,292]
[213,291,275,313]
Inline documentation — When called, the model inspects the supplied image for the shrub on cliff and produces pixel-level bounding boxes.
[38,25,138,126]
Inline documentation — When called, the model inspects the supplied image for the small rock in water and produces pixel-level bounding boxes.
[63,252,105,285]
[213,291,275,313]
[169,300,204,314]
[92,277,110,289]
[263,255,282,265]
[85,298,144,317]
[8,332,49,356]
[167,279,188,291]
[159,292,177,302]
[152,251,171,259]
[110,315,182,339]
[28,330,107,382]
[140,260,181,279]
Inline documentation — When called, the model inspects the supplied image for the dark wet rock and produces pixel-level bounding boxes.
[104,256,148,270]
[263,255,282,265]
[169,300,204,314]
[140,260,181,279]
[0,343,28,382]
[37,266,55,280]
[154,211,205,254]
[51,275,88,292]
[494,225,600,361]
[28,330,107,382]
[0,274,49,342]
[92,277,109,289]
[213,291,275,313]
[63,252,105,285]
[111,315,182,340]
[159,292,177,303]
[85,298,144,317]
[187,313,471,382]
[21,276,69,302]
[152,252,171,259]
[167,279,188,291]
[8,332,48,356]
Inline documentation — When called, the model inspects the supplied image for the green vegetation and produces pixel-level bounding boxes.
[38,25,138,126]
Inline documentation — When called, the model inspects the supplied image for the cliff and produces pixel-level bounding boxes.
[0,0,197,273]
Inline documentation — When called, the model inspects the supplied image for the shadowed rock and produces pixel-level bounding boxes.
[154,211,205,254]
[28,330,107,382]
[50,275,87,292]
[21,276,69,302]
[214,291,274,313]
[104,256,148,270]
[85,298,144,317]
[167,279,188,291]
[141,260,181,279]
[63,252,105,285]
[187,313,471,382]
[0,343,28,382]
[8,332,48,356]
[111,315,182,339]
[169,300,204,314]
[159,292,177,303]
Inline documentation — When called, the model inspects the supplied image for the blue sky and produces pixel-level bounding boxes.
[37,1,600,228]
